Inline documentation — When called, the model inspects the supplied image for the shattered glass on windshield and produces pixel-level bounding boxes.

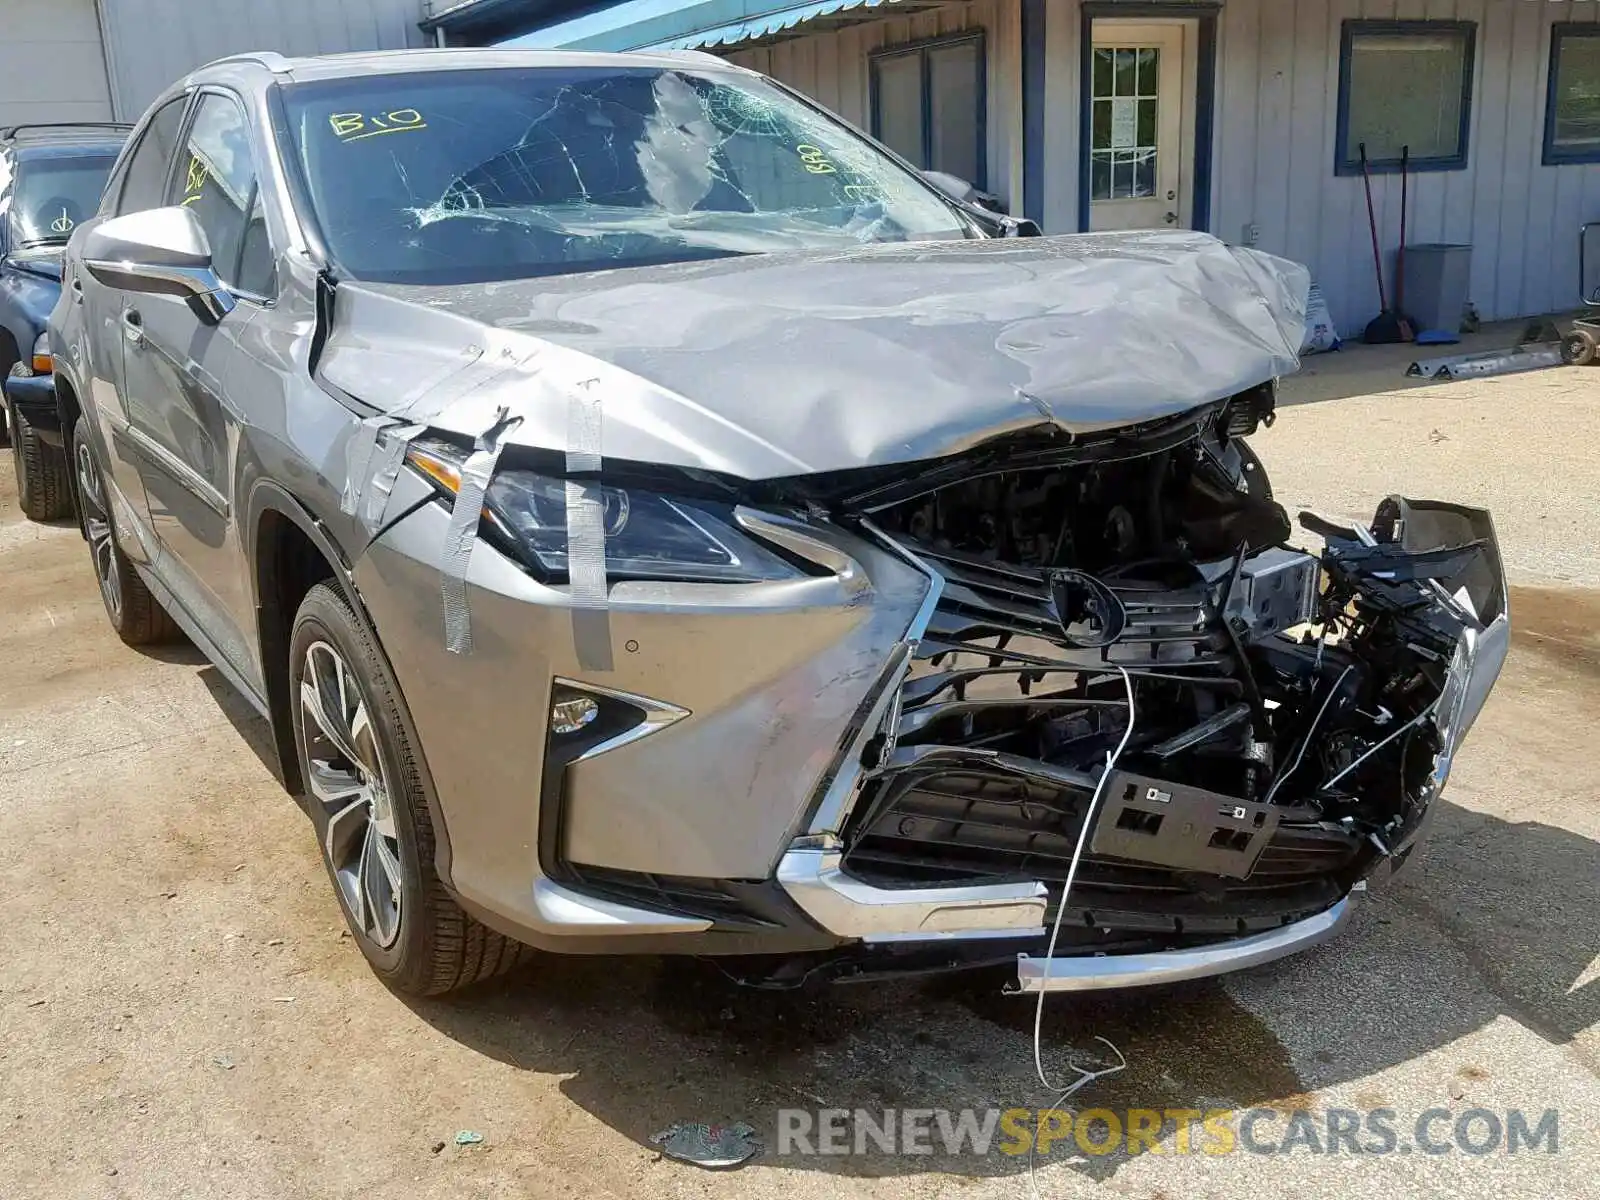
[283,66,969,284]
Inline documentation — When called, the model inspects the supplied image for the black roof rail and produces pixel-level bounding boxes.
[0,122,136,142]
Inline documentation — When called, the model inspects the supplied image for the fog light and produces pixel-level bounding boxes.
[551,696,600,735]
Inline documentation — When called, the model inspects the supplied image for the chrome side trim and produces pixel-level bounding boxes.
[735,508,871,597]
[799,519,945,839]
[554,676,690,763]
[85,257,238,323]
[1015,896,1355,993]
[777,844,1047,938]
[124,423,230,516]
[860,517,946,645]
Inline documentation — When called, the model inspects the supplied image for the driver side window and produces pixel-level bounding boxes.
[116,99,186,215]
[167,92,273,296]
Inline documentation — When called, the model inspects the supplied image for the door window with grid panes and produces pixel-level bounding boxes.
[1088,23,1184,232]
[1091,46,1160,201]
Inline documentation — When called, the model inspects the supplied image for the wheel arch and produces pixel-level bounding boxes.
[0,323,19,375]
[246,480,455,886]
[53,370,85,527]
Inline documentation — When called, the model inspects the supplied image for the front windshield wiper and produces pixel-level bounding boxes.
[17,237,69,250]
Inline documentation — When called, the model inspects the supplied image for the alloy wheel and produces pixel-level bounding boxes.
[299,640,404,948]
[75,438,122,621]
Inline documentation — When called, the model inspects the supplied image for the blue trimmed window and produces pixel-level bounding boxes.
[1545,24,1600,165]
[1335,21,1476,175]
[870,33,987,189]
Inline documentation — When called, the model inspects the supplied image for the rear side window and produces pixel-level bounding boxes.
[169,92,273,296]
[117,99,187,214]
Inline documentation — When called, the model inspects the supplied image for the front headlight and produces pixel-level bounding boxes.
[406,443,801,584]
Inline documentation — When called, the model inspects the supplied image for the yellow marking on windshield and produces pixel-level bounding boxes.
[330,109,428,143]
[182,154,209,207]
[795,144,837,175]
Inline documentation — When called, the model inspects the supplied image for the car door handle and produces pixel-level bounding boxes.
[70,276,84,304]
[121,309,144,347]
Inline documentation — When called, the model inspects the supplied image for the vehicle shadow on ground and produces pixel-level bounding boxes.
[194,663,283,779]
[401,796,1600,1183]
[175,602,1598,1182]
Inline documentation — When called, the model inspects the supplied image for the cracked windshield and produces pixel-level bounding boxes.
[281,66,970,284]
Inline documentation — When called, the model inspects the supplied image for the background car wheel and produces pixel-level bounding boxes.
[11,400,72,521]
[70,416,179,645]
[289,582,529,996]
[1560,329,1597,367]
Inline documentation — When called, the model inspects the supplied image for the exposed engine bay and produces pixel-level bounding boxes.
[837,390,1507,946]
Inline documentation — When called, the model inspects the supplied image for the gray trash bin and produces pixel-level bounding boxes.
[1401,243,1473,335]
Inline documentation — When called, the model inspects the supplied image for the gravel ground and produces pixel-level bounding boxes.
[0,359,1595,1199]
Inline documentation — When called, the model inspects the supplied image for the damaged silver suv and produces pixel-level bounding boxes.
[50,49,1507,996]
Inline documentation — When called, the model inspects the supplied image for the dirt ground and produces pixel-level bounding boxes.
[0,358,1596,1199]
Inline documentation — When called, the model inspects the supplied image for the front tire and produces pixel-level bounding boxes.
[71,416,178,644]
[11,399,72,521]
[289,582,527,995]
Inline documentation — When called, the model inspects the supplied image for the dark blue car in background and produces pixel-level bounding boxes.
[0,124,128,519]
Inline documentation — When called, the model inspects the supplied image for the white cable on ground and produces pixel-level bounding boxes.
[1026,664,1137,1198]
[1031,662,1138,1092]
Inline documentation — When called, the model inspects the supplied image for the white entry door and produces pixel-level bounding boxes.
[1089,23,1187,231]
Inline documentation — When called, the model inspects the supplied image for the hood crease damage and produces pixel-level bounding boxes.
[317,231,1310,482]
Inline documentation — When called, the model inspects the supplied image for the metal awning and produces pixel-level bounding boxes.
[496,0,931,52]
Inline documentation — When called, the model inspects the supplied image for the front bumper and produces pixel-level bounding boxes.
[356,475,930,953]
[1016,893,1358,993]
[356,480,1505,987]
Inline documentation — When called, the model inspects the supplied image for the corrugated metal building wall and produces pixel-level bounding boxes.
[98,0,426,121]
[726,0,1600,333]
[1211,0,1600,336]
[0,1,116,129]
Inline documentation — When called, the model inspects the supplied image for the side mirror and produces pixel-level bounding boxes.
[921,169,981,205]
[82,206,236,325]
[919,170,1043,238]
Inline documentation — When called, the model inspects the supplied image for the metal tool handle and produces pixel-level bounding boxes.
[1582,222,1600,307]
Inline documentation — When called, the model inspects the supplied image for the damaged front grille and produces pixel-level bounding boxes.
[824,457,1508,949]
[837,528,1369,933]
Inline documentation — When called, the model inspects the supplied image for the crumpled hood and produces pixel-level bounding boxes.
[320,230,1310,479]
